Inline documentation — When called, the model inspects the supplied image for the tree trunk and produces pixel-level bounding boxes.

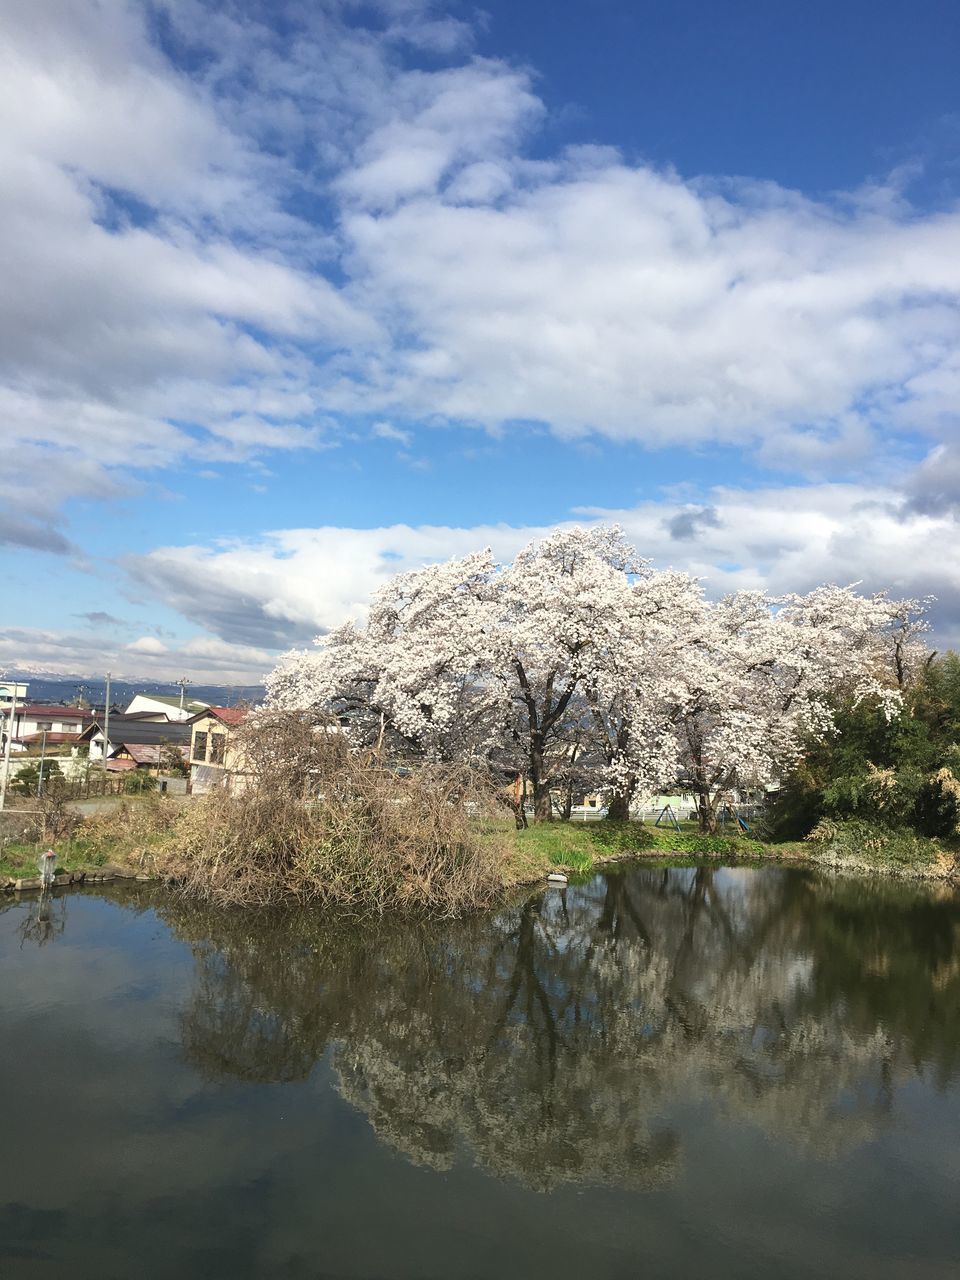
[562,779,574,821]
[607,791,631,822]
[532,783,553,822]
[529,739,553,822]
[696,785,718,833]
[607,767,636,822]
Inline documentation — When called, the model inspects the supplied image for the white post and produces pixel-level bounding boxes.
[37,727,48,796]
[0,681,21,812]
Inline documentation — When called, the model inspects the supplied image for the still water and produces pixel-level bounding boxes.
[1,865,959,1279]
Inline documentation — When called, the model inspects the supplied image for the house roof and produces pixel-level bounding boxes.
[129,693,210,713]
[120,743,190,766]
[79,716,192,746]
[16,732,83,747]
[16,705,95,720]
[191,705,247,727]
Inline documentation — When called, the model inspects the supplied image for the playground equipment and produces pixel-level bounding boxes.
[718,802,751,833]
[654,803,683,835]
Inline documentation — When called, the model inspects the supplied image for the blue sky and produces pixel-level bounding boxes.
[2,0,959,680]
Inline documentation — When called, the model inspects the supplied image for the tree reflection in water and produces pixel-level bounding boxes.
[153,866,960,1192]
[0,890,69,948]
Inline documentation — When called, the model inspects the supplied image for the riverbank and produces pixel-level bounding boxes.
[0,795,178,891]
[500,819,960,885]
[3,799,957,895]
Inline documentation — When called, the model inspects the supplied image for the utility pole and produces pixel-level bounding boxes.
[37,727,48,796]
[102,671,112,785]
[177,676,192,718]
[0,679,21,812]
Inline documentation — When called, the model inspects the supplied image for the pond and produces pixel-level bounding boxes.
[1,865,959,1279]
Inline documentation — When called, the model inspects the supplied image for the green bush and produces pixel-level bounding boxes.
[123,771,157,794]
[805,817,942,869]
[12,759,62,796]
[913,769,960,838]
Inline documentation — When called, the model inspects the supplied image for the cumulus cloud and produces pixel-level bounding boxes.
[123,483,960,656]
[4,0,960,551]
[8,467,958,680]
[126,636,169,655]
[124,522,535,649]
[0,625,277,684]
[665,506,722,541]
[903,443,960,517]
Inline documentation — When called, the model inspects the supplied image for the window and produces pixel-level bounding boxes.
[36,720,53,731]
[193,731,208,761]
[210,733,226,765]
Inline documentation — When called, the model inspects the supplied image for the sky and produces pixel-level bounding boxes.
[2,0,960,683]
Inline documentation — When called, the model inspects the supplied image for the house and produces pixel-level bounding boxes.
[78,715,192,763]
[124,693,210,723]
[188,706,248,793]
[107,742,190,789]
[9,704,97,749]
[0,680,28,710]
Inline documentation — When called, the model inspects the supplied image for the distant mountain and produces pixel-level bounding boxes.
[11,677,264,709]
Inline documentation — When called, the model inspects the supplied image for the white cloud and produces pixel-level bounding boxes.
[126,636,169,656]
[3,0,959,571]
[0,625,277,684]
[7,468,957,681]
[123,481,960,659]
[371,420,413,445]
[338,159,960,462]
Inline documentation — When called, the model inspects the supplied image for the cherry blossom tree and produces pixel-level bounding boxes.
[667,585,927,831]
[267,527,697,821]
[265,526,926,828]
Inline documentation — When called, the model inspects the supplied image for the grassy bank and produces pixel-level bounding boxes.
[499,818,959,884]
[4,797,957,897]
[0,796,179,885]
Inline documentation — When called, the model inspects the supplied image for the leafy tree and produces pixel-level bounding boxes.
[768,651,960,839]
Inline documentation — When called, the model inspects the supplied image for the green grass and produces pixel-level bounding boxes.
[802,818,958,878]
[1,795,179,883]
[504,819,768,880]
[502,816,956,883]
[0,836,116,881]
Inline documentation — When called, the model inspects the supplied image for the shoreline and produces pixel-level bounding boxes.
[3,823,957,898]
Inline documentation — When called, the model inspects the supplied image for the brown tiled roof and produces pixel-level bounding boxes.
[200,706,247,726]
[16,732,83,746]
[18,705,95,719]
[123,743,189,766]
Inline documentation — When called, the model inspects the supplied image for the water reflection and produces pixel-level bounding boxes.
[147,866,960,1191]
[3,889,70,948]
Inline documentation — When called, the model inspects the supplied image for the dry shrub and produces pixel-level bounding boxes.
[160,712,509,914]
[80,793,182,859]
[7,781,83,843]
